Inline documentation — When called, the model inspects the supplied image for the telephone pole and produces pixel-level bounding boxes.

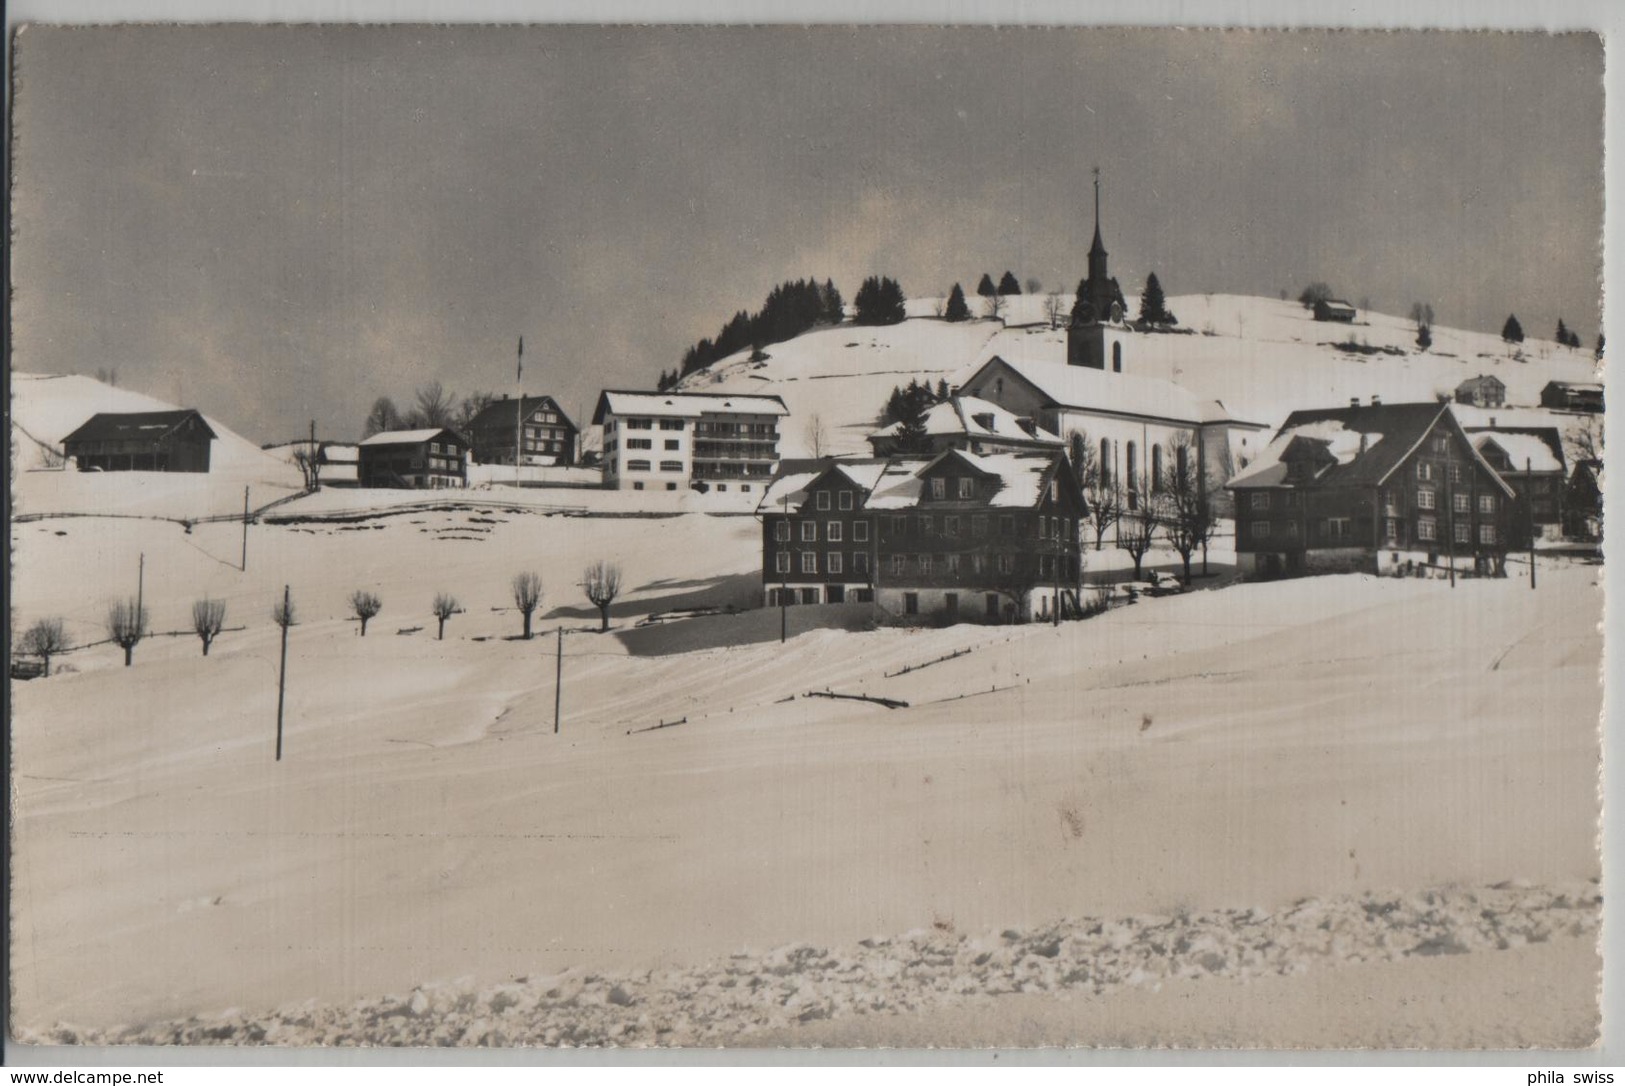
[136,553,145,632]
[553,626,564,734]
[241,487,250,572]
[275,584,290,762]
[1444,439,1456,589]
[1528,457,1537,590]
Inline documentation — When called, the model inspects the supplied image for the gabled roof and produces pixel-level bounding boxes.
[359,427,468,448]
[466,395,578,432]
[1472,432,1564,474]
[962,355,1262,429]
[1226,402,1514,497]
[758,450,1071,514]
[1455,374,1506,391]
[868,394,1063,447]
[62,409,216,445]
[593,390,789,424]
[319,443,360,463]
[1543,380,1604,393]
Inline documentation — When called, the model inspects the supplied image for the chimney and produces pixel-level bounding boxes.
[1371,394,1381,405]
[1349,396,1360,407]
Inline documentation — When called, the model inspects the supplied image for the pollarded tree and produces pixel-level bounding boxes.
[432,592,458,640]
[19,617,70,677]
[511,572,543,639]
[997,271,1021,296]
[1138,272,1176,326]
[350,590,382,636]
[106,598,147,667]
[1502,314,1525,344]
[976,273,997,297]
[944,283,970,322]
[583,561,623,632]
[192,598,226,656]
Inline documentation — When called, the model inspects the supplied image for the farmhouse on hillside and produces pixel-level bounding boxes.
[1226,401,1515,578]
[867,394,1063,457]
[465,394,579,467]
[1454,374,1507,409]
[1540,380,1605,413]
[956,354,1268,515]
[759,448,1087,624]
[1313,298,1359,323]
[62,409,216,473]
[357,427,469,489]
[593,390,789,493]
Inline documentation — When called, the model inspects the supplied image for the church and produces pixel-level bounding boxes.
[1065,170,1131,371]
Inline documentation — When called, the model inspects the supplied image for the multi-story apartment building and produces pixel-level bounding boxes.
[759,449,1087,624]
[1226,402,1514,578]
[593,390,789,492]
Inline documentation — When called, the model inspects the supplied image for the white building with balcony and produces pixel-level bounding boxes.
[591,390,790,493]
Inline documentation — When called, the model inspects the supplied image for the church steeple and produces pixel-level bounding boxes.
[1087,166,1109,282]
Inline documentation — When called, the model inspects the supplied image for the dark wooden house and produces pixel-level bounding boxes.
[1454,375,1507,409]
[1540,381,1604,413]
[357,428,469,489]
[62,409,216,473]
[1313,299,1358,323]
[759,449,1088,624]
[466,395,579,466]
[1468,429,1565,543]
[1227,402,1515,578]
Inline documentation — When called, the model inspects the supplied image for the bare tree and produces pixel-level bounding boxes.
[983,292,1006,322]
[292,445,322,491]
[350,590,382,636]
[191,598,227,656]
[805,414,829,459]
[1087,483,1126,553]
[409,382,457,429]
[272,593,297,629]
[106,599,147,667]
[1161,435,1216,584]
[1025,276,1043,295]
[583,561,623,632]
[1117,475,1161,579]
[456,391,498,432]
[432,592,459,640]
[1044,292,1065,331]
[19,618,70,677]
[511,572,543,639]
[364,396,402,438]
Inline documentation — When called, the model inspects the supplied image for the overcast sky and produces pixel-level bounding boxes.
[11,26,1604,444]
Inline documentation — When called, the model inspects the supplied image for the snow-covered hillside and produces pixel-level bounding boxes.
[682,294,1602,459]
[11,373,305,519]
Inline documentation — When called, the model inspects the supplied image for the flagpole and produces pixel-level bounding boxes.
[515,336,524,486]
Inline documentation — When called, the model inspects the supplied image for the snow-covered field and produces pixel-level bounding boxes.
[8,297,1604,1048]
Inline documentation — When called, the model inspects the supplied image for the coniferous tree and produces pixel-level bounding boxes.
[935,378,950,401]
[854,276,907,325]
[820,279,844,324]
[1502,314,1525,344]
[1598,333,1606,360]
[1138,272,1175,326]
[944,283,970,322]
[1556,318,1571,346]
[892,387,933,454]
[997,271,1021,296]
[1416,323,1432,351]
[976,273,997,297]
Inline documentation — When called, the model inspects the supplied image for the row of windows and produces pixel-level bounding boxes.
[776,520,871,543]
[1095,439,1191,491]
[1250,488,1498,515]
[621,438,684,451]
[1251,518,1499,545]
[622,460,685,473]
[775,550,1034,576]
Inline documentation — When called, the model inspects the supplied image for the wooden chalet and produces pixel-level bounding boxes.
[1468,429,1565,543]
[465,395,579,467]
[357,428,470,489]
[1454,375,1506,409]
[1313,299,1358,323]
[62,409,216,473]
[1540,381,1604,413]
[759,449,1088,624]
[1226,402,1515,578]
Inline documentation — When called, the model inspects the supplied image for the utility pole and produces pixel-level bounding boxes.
[136,553,145,634]
[275,584,290,762]
[1444,437,1456,589]
[1528,456,1537,590]
[516,336,525,488]
[241,487,250,572]
[553,626,563,734]
[780,493,789,644]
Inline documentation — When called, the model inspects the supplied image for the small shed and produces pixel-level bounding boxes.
[1313,299,1358,323]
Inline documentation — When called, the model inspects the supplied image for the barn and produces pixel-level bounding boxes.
[61,409,216,473]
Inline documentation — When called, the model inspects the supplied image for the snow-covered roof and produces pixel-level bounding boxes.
[962,355,1256,428]
[594,390,789,423]
[1227,420,1383,488]
[320,443,360,463]
[358,428,463,447]
[757,458,893,510]
[759,450,1065,513]
[869,395,1063,446]
[1472,432,1563,474]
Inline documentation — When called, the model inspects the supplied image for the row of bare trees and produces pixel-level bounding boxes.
[17,561,629,675]
[1069,430,1220,584]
